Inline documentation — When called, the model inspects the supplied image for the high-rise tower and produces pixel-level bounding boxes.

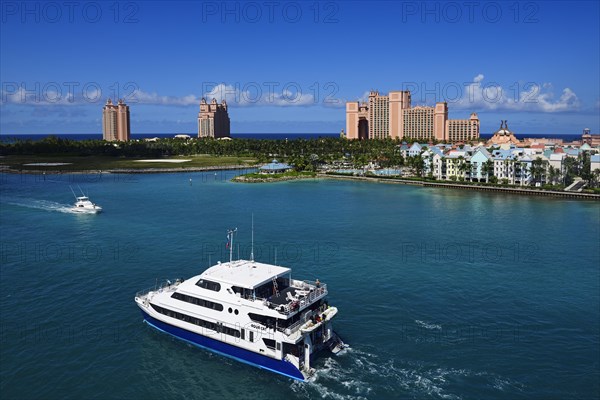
[102,98,130,141]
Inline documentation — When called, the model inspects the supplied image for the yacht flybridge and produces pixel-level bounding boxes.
[134,228,345,381]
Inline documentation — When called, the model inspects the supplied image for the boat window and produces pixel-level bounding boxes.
[254,282,274,299]
[282,342,300,357]
[196,279,221,292]
[232,286,254,299]
[248,313,278,329]
[276,276,290,290]
[171,292,224,312]
[262,338,276,350]
[254,276,290,300]
[150,304,239,338]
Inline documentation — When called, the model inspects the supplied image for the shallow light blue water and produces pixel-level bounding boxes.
[1,171,599,400]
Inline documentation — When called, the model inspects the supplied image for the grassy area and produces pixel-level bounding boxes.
[233,170,317,182]
[0,155,258,171]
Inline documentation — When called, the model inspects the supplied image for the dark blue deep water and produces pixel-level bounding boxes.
[1,171,599,399]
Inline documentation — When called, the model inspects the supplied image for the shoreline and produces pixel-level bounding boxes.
[318,173,600,200]
[2,165,598,200]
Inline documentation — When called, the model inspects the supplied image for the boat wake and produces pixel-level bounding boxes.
[1,197,80,214]
[415,320,442,330]
[290,347,525,399]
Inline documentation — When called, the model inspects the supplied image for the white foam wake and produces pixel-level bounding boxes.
[415,319,442,330]
[2,197,80,214]
[290,346,525,399]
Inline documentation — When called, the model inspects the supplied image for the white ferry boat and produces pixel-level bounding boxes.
[70,187,102,214]
[134,229,345,381]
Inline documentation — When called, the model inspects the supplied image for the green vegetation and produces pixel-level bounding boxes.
[0,154,255,171]
[0,135,405,172]
[232,171,316,183]
[2,136,598,195]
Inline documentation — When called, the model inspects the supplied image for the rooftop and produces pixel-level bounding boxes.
[259,159,292,171]
[201,259,290,289]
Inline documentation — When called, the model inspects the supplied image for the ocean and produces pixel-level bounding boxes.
[0,171,598,399]
[0,133,341,142]
[0,132,584,142]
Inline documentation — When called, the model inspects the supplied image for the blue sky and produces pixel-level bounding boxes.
[1,0,599,135]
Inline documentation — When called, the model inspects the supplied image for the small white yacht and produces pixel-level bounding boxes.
[71,187,102,214]
[134,228,345,381]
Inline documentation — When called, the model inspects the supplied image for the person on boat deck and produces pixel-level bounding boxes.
[315,279,320,288]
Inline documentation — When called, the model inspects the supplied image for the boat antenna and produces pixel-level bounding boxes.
[250,213,255,262]
[237,243,240,261]
[274,247,277,266]
[78,185,85,196]
[227,228,237,263]
[69,186,77,199]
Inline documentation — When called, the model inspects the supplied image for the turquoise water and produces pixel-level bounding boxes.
[371,168,403,176]
[1,171,599,399]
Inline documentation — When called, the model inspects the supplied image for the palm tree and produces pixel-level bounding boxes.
[514,160,523,186]
[591,168,600,188]
[548,166,560,186]
[457,156,468,181]
[481,159,494,183]
[531,157,548,186]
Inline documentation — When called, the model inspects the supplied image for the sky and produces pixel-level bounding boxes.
[1,0,599,135]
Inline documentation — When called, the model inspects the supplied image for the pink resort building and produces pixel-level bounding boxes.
[198,98,231,138]
[346,90,479,142]
[102,98,130,141]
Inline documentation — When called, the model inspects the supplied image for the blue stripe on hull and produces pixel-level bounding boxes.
[139,310,305,381]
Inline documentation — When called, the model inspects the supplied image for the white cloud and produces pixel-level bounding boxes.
[129,90,200,106]
[453,74,580,113]
[0,84,334,108]
[202,83,317,107]
[2,77,582,114]
[0,87,76,106]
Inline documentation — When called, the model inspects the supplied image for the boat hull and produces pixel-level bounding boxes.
[139,310,306,381]
[72,208,101,214]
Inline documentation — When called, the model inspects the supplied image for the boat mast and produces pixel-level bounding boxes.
[251,214,255,262]
[228,228,237,263]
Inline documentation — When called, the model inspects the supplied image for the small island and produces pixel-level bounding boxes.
[232,170,317,183]
[232,159,316,182]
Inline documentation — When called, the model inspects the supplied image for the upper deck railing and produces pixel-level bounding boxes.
[269,280,328,315]
[135,279,181,299]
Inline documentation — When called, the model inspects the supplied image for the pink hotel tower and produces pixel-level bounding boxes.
[346,90,479,142]
[102,98,130,141]
[198,98,231,138]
